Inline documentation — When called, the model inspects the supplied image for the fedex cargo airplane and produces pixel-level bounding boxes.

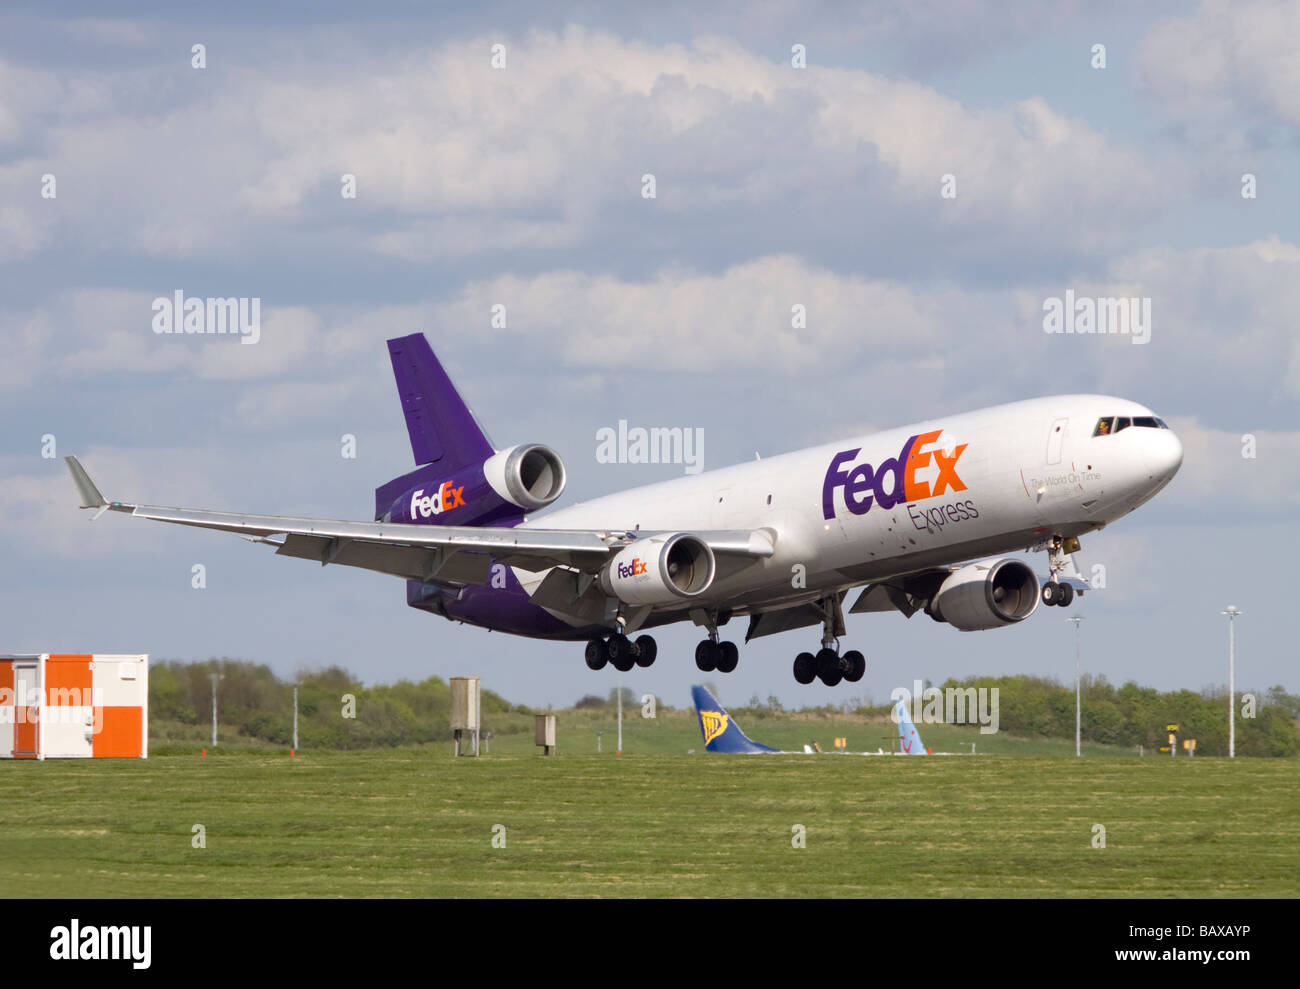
[65,333,1182,687]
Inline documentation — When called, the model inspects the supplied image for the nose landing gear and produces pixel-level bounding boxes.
[1041,534,1081,607]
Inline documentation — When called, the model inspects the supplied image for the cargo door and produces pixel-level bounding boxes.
[14,663,38,758]
[1046,417,1069,466]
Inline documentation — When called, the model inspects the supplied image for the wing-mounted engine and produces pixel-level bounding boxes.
[597,533,716,606]
[925,558,1039,630]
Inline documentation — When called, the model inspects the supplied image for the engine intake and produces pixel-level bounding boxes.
[928,558,1039,631]
[598,533,716,606]
[483,443,567,511]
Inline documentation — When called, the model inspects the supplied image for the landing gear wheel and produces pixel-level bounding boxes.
[843,650,866,683]
[716,641,739,673]
[695,640,720,672]
[1058,583,1074,607]
[608,633,635,672]
[1041,582,1060,606]
[793,652,817,685]
[634,635,657,668]
[816,647,843,686]
[584,638,608,671]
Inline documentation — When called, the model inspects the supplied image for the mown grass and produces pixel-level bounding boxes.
[1,745,1294,897]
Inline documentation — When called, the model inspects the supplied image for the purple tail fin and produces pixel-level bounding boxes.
[387,334,494,468]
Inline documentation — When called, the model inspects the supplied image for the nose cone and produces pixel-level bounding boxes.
[1143,427,1184,484]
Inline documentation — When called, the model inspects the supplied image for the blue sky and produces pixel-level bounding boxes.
[2,1,1297,711]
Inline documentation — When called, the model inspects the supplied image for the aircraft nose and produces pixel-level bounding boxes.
[1144,427,1183,482]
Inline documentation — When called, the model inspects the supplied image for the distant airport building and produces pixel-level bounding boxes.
[0,654,149,759]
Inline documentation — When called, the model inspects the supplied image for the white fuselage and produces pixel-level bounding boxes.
[519,395,1182,619]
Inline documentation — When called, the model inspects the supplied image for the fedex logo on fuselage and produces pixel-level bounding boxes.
[617,557,648,579]
[822,430,968,519]
[409,481,466,519]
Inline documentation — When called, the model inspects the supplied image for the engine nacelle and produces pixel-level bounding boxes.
[928,558,1039,631]
[483,443,567,511]
[598,533,716,606]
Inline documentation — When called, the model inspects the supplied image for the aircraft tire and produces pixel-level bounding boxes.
[634,635,657,667]
[608,634,636,672]
[1058,583,1074,606]
[816,647,842,686]
[843,650,866,682]
[695,640,719,672]
[716,641,739,673]
[1041,582,1059,606]
[793,652,817,684]
[585,638,609,671]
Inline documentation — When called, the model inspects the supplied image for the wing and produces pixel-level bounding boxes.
[64,456,773,586]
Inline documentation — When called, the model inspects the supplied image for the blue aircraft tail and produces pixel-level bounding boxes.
[692,685,779,753]
[894,698,927,755]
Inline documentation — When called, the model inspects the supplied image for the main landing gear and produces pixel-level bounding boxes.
[695,638,739,673]
[585,633,657,672]
[792,594,865,686]
[1040,534,1079,608]
[693,609,740,673]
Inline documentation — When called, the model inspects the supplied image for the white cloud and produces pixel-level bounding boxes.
[0,27,1174,265]
[445,254,951,370]
[1139,0,1300,146]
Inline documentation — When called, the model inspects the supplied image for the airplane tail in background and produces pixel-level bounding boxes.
[692,685,780,753]
[894,698,927,755]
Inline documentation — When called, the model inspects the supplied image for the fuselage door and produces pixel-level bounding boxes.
[1046,418,1068,466]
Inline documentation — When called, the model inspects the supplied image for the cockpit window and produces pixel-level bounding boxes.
[1096,414,1169,436]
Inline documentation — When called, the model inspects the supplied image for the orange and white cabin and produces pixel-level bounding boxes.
[0,654,148,760]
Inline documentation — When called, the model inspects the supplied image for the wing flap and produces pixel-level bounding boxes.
[274,534,494,584]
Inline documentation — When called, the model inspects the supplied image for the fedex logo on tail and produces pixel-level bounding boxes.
[410,481,467,519]
[823,430,968,519]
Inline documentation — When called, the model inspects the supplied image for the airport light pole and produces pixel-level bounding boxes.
[1067,615,1083,757]
[1222,606,1241,759]
[209,671,224,747]
[292,684,299,752]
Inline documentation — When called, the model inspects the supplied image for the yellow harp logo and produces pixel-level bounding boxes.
[701,710,729,746]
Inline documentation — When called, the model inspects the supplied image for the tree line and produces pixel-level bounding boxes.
[149,659,526,749]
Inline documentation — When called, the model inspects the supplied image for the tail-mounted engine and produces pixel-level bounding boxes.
[375,443,567,526]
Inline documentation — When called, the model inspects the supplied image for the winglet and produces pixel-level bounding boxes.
[64,456,111,520]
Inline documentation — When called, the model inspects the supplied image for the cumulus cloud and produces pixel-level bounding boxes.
[0,27,1176,273]
[1139,0,1300,147]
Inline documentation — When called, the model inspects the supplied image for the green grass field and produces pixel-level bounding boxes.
[2,721,1296,897]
